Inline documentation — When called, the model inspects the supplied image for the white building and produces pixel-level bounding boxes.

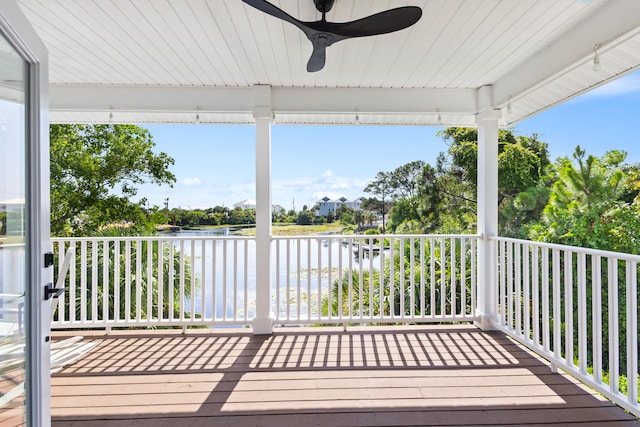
[234,199,286,213]
[233,199,256,210]
[315,196,363,217]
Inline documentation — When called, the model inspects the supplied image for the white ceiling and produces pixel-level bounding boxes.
[15,0,640,126]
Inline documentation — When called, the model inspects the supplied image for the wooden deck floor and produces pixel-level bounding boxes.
[50,325,639,427]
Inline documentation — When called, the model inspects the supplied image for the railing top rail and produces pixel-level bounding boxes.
[51,235,255,242]
[0,243,26,249]
[492,235,640,263]
[272,233,481,240]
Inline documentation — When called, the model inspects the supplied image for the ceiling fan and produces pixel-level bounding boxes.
[242,0,423,72]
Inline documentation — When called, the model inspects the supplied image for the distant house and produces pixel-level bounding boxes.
[315,196,363,217]
[233,199,256,210]
[233,199,286,213]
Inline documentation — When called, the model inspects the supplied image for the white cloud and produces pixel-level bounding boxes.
[179,177,202,187]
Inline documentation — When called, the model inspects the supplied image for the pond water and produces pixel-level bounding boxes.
[161,228,371,322]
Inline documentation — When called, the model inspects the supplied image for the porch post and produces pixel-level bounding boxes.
[253,85,274,334]
[475,85,501,330]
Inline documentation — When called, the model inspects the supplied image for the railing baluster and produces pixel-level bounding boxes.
[147,239,153,322]
[565,250,574,365]
[523,243,530,341]
[168,241,174,321]
[450,237,456,318]
[316,238,322,317]
[471,238,476,319]
[578,252,587,374]
[179,240,185,321]
[232,239,238,321]
[201,239,206,320]
[399,237,405,319]
[243,239,248,322]
[306,239,312,320]
[515,242,522,335]
[507,242,513,330]
[389,237,395,319]
[552,248,561,362]
[328,239,333,320]
[113,241,120,322]
[220,240,226,321]
[80,240,87,323]
[56,241,66,323]
[430,237,435,319]
[348,237,354,320]
[379,235,385,320]
[125,240,132,321]
[532,245,539,346]
[592,254,602,384]
[190,239,196,321]
[359,236,364,320]
[608,257,619,394]
[542,246,550,352]
[419,237,425,318]
[440,238,445,318]
[285,239,290,321]
[461,237,466,318]
[158,239,164,322]
[336,237,342,321]
[91,240,98,322]
[274,239,280,321]
[498,240,505,326]
[627,261,638,405]
[211,238,217,321]
[136,239,142,322]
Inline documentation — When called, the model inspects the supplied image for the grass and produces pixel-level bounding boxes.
[233,223,346,236]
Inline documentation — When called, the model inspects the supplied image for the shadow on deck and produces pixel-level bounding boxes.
[50,325,639,427]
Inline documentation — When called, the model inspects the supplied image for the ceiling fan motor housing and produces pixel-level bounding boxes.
[313,0,335,13]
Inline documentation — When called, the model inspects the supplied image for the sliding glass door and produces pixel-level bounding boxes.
[0,2,51,426]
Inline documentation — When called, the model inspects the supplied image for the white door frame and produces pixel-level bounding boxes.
[0,2,51,426]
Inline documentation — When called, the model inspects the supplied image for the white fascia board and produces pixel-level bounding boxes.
[50,84,479,123]
[271,87,478,115]
[49,85,256,114]
[493,0,640,111]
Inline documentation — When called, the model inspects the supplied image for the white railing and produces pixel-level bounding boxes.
[0,243,26,338]
[273,234,478,325]
[52,234,480,329]
[491,236,639,418]
[51,236,254,329]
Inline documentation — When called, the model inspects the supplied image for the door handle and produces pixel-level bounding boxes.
[44,283,64,300]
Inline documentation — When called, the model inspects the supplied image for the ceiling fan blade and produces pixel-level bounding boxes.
[307,45,327,72]
[242,0,306,31]
[311,6,422,38]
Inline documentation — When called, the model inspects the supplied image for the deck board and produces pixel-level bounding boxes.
[50,326,640,426]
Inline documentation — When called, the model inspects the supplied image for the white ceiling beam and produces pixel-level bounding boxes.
[493,0,640,107]
[271,87,478,115]
[49,84,479,121]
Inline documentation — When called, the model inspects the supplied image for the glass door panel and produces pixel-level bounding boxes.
[0,34,27,426]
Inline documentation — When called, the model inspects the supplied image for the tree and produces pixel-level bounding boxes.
[50,124,175,236]
[364,171,394,233]
[389,160,425,199]
[529,146,627,248]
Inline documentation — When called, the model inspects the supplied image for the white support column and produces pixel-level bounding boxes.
[475,85,501,330]
[252,85,274,335]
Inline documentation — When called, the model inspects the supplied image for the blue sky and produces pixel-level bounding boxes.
[139,70,640,211]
